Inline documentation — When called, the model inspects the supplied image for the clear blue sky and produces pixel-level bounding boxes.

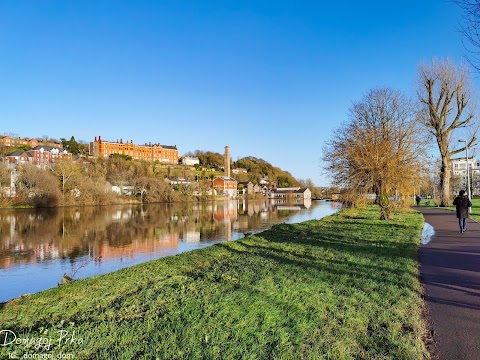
[0,0,471,186]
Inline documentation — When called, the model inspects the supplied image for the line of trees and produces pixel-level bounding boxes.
[0,148,312,208]
[0,157,183,208]
[323,58,478,219]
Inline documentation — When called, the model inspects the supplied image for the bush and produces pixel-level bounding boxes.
[14,164,62,207]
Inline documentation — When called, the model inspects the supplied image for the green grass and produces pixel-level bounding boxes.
[0,206,428,359]
[414,198,437,207]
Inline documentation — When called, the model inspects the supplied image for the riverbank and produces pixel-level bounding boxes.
[0,206,428,359]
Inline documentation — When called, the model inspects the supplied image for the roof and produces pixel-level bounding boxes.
[296,188,309,193]
[238,181,253,186]
[5,150,33,157]
[273,187,310,194]
[5,150,25,157]
[215,176,237,182]
[161,145,177,150]
[31,145,65,152]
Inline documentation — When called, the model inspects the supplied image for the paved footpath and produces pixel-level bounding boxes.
[418,207,480,360]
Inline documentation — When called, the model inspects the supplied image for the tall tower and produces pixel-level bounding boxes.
[224,146,231,178]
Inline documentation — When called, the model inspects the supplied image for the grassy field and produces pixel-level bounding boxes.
[0,206,428,359]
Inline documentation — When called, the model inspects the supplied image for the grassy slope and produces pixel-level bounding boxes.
[0,206,428,359]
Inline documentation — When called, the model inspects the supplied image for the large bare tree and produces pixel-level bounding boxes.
[323,88,425,220]
[456,1,480,69]
[416,58,477,207]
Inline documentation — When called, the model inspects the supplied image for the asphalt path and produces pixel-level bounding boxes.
[418,207,480,360]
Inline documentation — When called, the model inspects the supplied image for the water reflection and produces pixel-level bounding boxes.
[0,199,340,302]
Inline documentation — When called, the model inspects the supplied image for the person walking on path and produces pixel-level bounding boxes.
[453,190,472,233]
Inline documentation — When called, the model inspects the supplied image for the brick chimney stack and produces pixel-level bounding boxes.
[224,146,231,178]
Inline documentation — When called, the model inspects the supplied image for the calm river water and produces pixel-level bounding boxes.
[0,199,340,302]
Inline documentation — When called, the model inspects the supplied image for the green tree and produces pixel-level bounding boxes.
[61,136,81,155]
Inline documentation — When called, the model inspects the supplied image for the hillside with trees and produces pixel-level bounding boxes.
[0,135,322,208]
[233,156,299,187]
[186,150,302,188]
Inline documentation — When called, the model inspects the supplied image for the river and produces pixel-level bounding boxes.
[0,199,341,302]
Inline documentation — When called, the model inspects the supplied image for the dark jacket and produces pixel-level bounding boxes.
[453,195,472,218]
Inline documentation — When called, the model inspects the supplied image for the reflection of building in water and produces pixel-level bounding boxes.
[212,202,237,241]
[0,200,326,271]
[271,198,311,208]
[183,230,201,243]
[213,202,237,222]
[112,209,134,221]
[97,233,179,261]
[225,221,232,241]
[276,199,312,210]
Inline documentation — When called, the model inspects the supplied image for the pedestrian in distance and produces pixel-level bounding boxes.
[415,195,421,206]
[453,190,472,233]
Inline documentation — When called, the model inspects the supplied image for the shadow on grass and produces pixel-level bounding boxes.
[224,240,418,294]
[256,221,419,261]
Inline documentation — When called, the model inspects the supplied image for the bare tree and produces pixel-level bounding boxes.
[456,0,480,69]
[416,58,478,206]
[0,163,10,191]
[53,158,80,194]
[15,164,62,207]
[323,88,425,220]
[0,163,12,206]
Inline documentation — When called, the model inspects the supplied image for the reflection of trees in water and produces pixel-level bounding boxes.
[0,200,316,268]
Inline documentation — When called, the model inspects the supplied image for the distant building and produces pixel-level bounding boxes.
[5,146,72,168]
[237,181,261,196]
[213,176,238,198]
[232,168,247,174]
[331,193,341,201]
[182,157,200,166]
[451,157,480,176]
[451,157,480,194]
[270,187,311,200]
[89,136,178,164]
[1,135,62,149]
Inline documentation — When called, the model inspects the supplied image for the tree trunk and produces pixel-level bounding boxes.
[377,183,391,220]
[439,156,451,207]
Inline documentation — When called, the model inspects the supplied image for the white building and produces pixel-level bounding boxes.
[451,157,480,176]
[270,187,312,200]
[451,157,480,195]
[182,157,200,166]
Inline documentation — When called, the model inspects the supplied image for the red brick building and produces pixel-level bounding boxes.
[89,136,178,164]
[1,136,62,149]
[213,176,238,198]
[5,146,72,167]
